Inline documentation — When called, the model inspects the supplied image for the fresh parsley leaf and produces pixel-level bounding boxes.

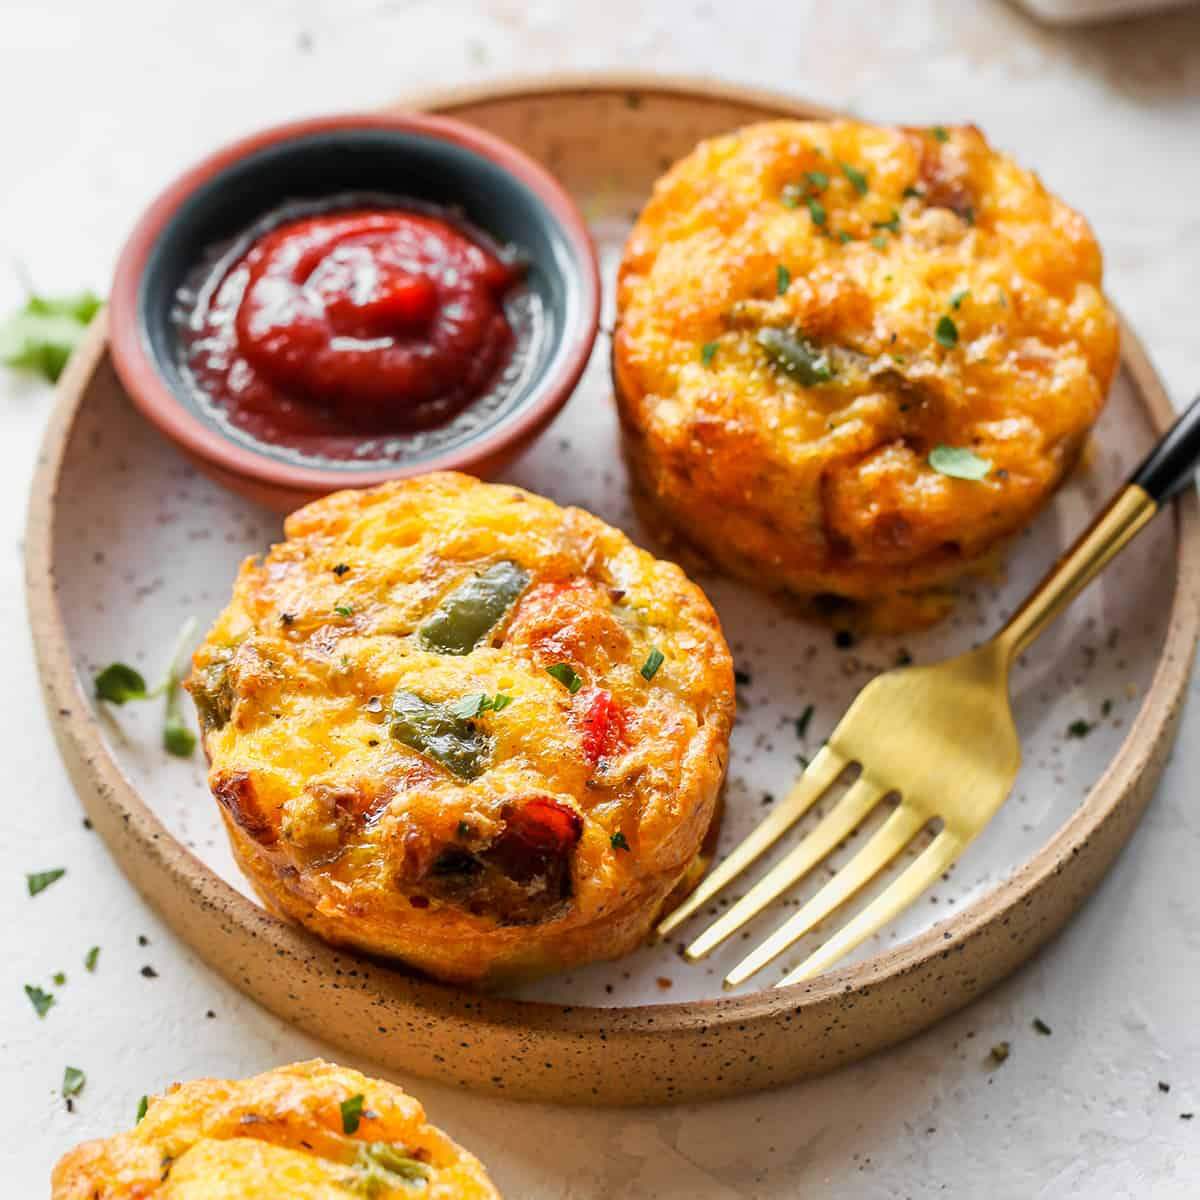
[0,291,102,382]
[341,1093,366,1135]
[27,868,66,896]
[640,647,665,681]
[950,289,969,311]
[929,444,992,481]
[488,694,513,713]
[136,1095,148,1124]
[546,663,583,694]
[94,664,148,704]
[935,315,959,348]
[776,264,791,295]
[931,125,950,142]
[902,184,924,200]
[700,341,718,367]
[836,230,854,244]
[872,210,900,234]
[611,831,631,852]
[96,619,198,759]
[84,946,100,972]
[62,1066,86,1099]
[804,169,829,192]
[52,971,66,986]
[804,195,827,227]
[334,605,354,618]
[757,328,835,385]
[870,234,889,250]
[839,161,868,195]
[25,984,54,1018]
[1067,719,1094,739]
[449,692,488,719]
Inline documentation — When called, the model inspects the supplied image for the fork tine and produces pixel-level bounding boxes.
[684,772,885,960]
[773,829,964,988]
[723,804,926,986]
[656,744,845,938]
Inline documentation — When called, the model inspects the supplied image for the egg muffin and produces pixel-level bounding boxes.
[51,1059,500,1199]
[614,119,1119,630]
[186,472,734,985]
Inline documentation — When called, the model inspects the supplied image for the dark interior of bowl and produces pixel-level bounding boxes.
[139,127,585,471]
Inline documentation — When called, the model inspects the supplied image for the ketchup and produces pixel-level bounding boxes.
[179,204,525,458]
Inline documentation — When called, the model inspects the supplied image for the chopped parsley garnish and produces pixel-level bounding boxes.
[640,647,665,681]
[94,618,198,758]
[25,984,54,1018]
[795,704,814,738]
[52,971,66,986]
[0,290,102,382]
[776,264,791,295]
[804,195,827,227]
[700,341,718,368]
[1066,719,1094,739]
[1101,698,1113,718]
[839,161,868,195]
[963,205,976,226]
[611,831,631,852]
[931,125,949,142]
[136,1095,149,1124]
[448,692,513,719]
[929,445,992,481]
[341,1093,366,1135]
[950,289,969,310]
[872,210,900,234]
[870,234,889,250]
[804,169,830,192]
[62,1066,86,1099]
[988,1041,1010,1065]
[757,327,835,385]
[546,663,583,694]
[934,315,959,348]
[902,184,924,200]
[27,868,66,896]
[84,946,100,972]
[1032,1017,1052,1035]
[836,230,854,244]
[334,605,354,618]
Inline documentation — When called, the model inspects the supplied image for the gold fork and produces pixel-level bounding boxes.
[659,395,1200,989]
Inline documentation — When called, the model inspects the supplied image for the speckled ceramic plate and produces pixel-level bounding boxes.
[26,76,1200,1105]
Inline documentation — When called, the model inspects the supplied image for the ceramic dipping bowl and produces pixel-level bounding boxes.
[108,112,600,511]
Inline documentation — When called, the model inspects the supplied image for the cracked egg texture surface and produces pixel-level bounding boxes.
[613,119,1119,630]
[186,473,734,985]
[51,1059,500,1198]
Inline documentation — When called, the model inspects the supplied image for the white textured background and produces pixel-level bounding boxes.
[3,1,1200,1195]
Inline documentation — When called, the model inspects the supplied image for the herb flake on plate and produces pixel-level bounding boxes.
[25,984,55,1018]
[27,868,66,896]
[640,647,665,681]
[62,1066,86,1100]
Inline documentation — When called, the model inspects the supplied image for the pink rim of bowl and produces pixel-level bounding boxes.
[108,112,602,509]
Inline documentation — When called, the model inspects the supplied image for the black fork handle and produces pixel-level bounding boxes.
[1130,393,1200,504]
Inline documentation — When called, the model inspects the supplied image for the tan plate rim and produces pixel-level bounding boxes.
[24,74,1200,1105]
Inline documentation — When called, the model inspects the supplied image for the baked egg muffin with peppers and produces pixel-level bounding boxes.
[186,472,734,984]
[614,119,1119,630]
[51,1059,500,1199]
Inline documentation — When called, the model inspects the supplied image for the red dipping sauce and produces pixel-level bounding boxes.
[177,202,529,461]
